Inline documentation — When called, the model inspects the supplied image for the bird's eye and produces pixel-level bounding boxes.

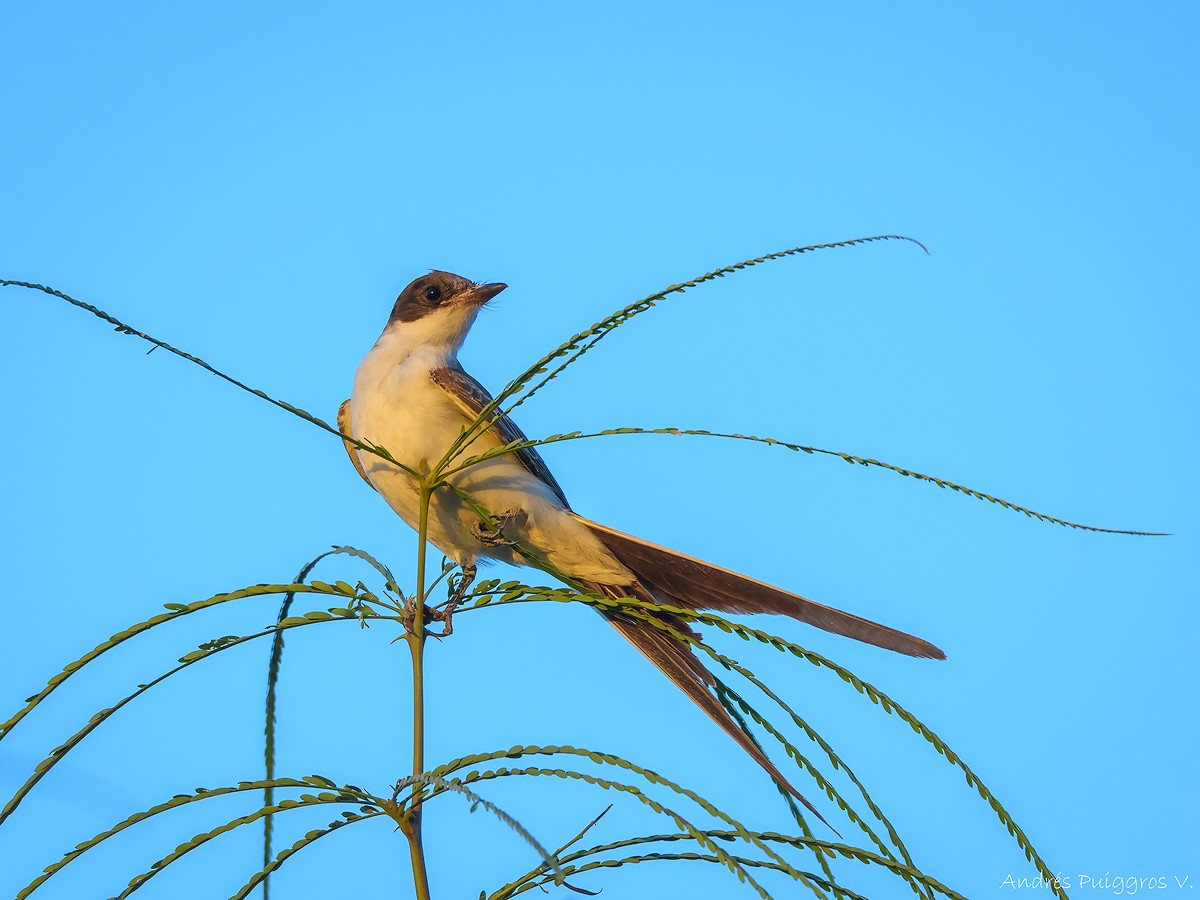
[424,285,442,303]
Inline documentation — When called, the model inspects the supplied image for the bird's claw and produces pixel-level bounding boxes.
[405,564,477,639]
[470,508,522,547]
[401,602,452,639]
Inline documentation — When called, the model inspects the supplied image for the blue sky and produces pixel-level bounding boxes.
[2,3,1196,898]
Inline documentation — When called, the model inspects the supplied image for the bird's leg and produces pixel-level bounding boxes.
[426,563,476,639]
[423,509,520,638]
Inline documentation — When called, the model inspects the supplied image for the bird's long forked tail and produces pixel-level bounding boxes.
[585,581,835,830]
[575,514,945,660]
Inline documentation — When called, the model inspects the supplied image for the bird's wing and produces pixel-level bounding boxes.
[576,514,945,660]
[430,364,571,509]
[337,399,376,490]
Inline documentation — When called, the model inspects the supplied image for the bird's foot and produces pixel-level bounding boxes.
[424,564,477,639]
[470,508,522,547]
[400,601,448,637]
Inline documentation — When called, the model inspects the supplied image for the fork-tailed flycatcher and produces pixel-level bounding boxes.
[340,270,944,815]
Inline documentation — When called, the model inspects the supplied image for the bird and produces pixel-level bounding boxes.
[339,269,944,818]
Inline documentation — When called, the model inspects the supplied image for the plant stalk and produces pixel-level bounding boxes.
[401,482,433,900]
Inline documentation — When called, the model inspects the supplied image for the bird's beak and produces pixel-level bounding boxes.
[461,282,507,306]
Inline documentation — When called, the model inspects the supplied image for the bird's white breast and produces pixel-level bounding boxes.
[349,331,630,583]
[350,342,467,534]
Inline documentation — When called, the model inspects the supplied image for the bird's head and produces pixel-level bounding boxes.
[384,270,507,353]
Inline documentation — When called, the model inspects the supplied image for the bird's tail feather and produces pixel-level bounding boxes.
[575,514,945,660]
[585,581,832,829]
